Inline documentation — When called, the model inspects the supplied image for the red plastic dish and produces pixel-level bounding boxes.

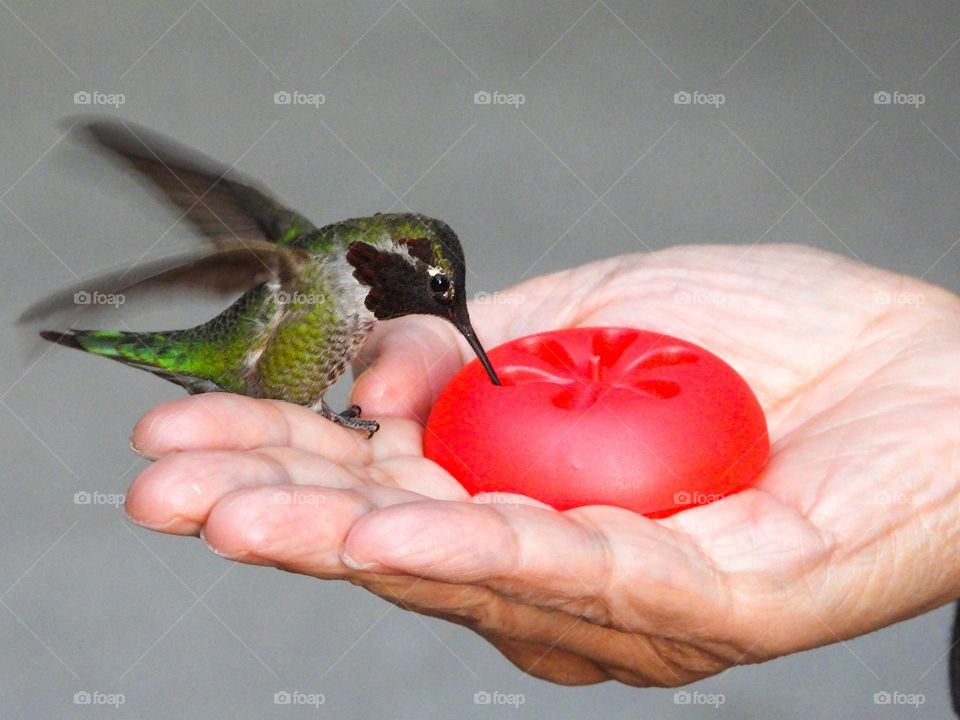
[424,327,769,517]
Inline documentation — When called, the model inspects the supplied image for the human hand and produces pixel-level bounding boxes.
[125,244,960,686]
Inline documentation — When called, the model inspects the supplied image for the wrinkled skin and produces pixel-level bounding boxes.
[126,244,960,686]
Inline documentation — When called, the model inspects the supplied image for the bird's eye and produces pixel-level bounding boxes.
[429,273,451,294]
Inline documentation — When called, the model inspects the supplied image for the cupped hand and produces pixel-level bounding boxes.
[125,244,960,686]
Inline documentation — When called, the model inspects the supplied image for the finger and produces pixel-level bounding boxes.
[126,448,468,534]
[199,485,715,684]
[341,500,726,637]
[194,483,618,679]
[199,484,423,573]
[350,316,470,423]
[130,393,421,461]
[126,447,360,535]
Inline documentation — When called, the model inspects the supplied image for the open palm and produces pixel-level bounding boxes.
[126,244,960,686]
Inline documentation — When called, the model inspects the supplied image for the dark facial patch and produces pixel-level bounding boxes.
[399,237,435,266]
[345,242,391,287]
[345,221,471,324]
[346,241,430,320]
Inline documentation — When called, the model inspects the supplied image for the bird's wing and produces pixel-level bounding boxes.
[18,238,308,323]
[71,118,316,247]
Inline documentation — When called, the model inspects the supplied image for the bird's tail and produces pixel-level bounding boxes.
[40,328,228,394]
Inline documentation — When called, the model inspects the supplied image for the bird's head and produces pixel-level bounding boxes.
[346,221,501,385]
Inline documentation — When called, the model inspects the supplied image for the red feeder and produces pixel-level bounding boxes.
[424,327,769,517]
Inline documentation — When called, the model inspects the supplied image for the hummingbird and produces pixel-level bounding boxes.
[28,120,501,437]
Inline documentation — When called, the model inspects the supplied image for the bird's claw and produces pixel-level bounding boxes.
[318,401,380,437]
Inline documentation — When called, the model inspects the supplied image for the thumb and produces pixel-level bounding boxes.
[349,316,469,423]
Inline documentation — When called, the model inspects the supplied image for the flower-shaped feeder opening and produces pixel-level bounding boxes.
[499,330,699,410]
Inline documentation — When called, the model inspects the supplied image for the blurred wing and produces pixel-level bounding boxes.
[18,239,308,323]
[72,118,316,247]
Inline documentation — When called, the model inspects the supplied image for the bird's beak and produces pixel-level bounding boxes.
[451,310,501,385]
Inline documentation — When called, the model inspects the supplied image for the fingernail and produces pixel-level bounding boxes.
[125,513,178,531]
[129,434,156,460]
[340,550,376,570]
[199,527,247,560]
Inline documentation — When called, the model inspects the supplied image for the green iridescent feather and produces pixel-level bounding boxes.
[50,214,454,400]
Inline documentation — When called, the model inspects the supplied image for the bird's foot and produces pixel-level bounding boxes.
[319,401,379,438]
[340,404,363,419]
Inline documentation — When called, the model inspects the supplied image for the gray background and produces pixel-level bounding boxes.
[2,1,959,718]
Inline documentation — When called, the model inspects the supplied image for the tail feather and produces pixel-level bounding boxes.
[39,330,85,350]
[39,328,226,394]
